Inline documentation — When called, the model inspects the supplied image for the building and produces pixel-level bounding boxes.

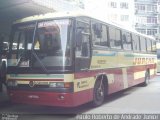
[84,0,135,28]
[106,0,135,28]
[134,0,159,37]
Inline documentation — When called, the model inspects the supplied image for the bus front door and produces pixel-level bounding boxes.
[75,21,91,72]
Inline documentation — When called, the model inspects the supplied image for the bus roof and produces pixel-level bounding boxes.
[13,11,156,41]
[13,11,88,24]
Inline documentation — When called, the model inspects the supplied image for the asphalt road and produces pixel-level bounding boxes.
[0,76,160,120]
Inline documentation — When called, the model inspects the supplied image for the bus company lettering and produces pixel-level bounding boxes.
[97,60,106,64]
[133,58,154,65]
[77,80,89,88]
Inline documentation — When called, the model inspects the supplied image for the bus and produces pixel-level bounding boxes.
[5,12,157,107]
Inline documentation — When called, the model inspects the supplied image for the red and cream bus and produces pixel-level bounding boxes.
[5,12,157,107]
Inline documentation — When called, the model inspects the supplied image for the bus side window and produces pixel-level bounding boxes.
[140,37,146,52]
[157,49,160,59]
[12,31,19,50]
[109,27,121,49]
[146,39,152,52]
[122,31,132,50]
[132,34,140,51]
[76,21,90,57]
[152,41,156,52]
[92,22,109,47]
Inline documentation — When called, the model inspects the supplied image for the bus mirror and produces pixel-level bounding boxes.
[2,42,9,57]
[93,24,102,38]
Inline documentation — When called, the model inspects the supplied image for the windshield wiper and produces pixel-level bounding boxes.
[31,22,48,73]
[16,51,28,66]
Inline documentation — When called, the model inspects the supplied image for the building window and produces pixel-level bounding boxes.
[109,2,117,8]
[135,4,145,11]
[153,5,157,12]
[108,14,117,21]
[120,2,128,9]
[147,17,157,24]
[136,16,147,24]
[147,29,157,36]
[147,5,157,12]
[121,15,129,21]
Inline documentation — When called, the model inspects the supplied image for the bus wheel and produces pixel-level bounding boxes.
[92,79,105,107]
[141,71,150,87]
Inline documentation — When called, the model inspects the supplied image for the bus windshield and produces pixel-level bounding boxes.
[9,19,72,69]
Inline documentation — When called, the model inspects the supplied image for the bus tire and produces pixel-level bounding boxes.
[92,79,105,107]
[141,70,150,87]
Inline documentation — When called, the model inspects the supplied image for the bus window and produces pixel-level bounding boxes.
[140,37,146,52]
[122,31,132,50]
[109,27,121,49]
[36,26,61,52]
[76,20,90,57]
[101,25,108,47]
[12,31,19,50]
[146,39,152,52]
[152,41,156,52]
[10,19,72,67]
[18,32,25,50]
[157,49,160,58]
[75,19,91,71]
[132,34,140,51]
[92,22,108,47]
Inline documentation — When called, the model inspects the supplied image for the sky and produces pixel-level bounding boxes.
[83,0,107,18]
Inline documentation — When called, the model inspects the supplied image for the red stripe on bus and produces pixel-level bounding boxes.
[127,64,156,73]
[75,68,122,79]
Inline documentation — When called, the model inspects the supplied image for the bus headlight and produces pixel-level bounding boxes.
[7,80,18,87]
[49,82,72,88]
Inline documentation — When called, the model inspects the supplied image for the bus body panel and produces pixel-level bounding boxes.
[7,50,157,107]
[8,89,93,107]
[7,50,156,107]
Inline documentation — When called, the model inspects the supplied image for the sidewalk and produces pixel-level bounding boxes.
[0,84,9,103]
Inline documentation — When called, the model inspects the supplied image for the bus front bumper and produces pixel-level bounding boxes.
[8,89,93,107]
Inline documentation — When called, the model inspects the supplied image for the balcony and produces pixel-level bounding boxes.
[135,23,159,28]
[135,0,158,4]
[135,10,158,16]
